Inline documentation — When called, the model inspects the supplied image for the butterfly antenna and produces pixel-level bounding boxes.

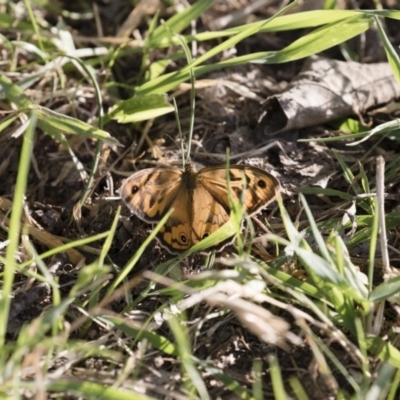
[170,29,196,167]
[186,62,195,164]
[172,97,186,167]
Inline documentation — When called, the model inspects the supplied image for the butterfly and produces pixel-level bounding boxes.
[120,162,280,253]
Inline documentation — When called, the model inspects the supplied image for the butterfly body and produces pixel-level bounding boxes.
[121,162,279,253]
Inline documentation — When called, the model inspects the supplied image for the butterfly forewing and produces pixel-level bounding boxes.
[120,168,183,222]
[198,166,279,216]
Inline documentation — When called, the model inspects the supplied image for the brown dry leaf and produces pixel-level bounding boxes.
[257,56,400,135]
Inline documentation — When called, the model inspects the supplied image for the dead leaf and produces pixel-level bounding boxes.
[257,56,400,135]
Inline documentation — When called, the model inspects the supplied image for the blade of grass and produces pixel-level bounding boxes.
[269,355,287,400]
[0,111,37,346]
[22,0,43,51]
[369,275,400,302]
[299,187,354,201]
[252,14,372,64]
[367,336,400,369]
[46,379,154,399]
[348,119,400,146]
[137,0,298,95]
[137,10,374,96]
[299,193,332,263]
[106,209,174,296]
[18,230,110,270]
[102,316,179,356]
[34,106,120,146]
[152,9,370,48]
[300,322,360,393]
[84,207,121,314]
[387,368,400,400]
[252,359,263,400]
[167,315,209,399]
[354,318,370,380]
[0,74,32,108]
[375,15,400,85]
[149,0,214,45]
[365,362,396,400]
[106,94,174,123]
[334,150,366,199]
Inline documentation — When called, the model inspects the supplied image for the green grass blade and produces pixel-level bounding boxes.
[103,316,179,356]
[375,15,400,86]
[252,14,372,64]
[0,74,32,108]
[367,336,400,369]
[0,111,37,346]
[153,10,368,47]
[149,0,214,46]
[34,106,121,146]
[107,94,174,123]
[46,379,154,399]
[168,315,209,399]
[269,355,288,400]
[136,1,298,95]
[106,209,174,296]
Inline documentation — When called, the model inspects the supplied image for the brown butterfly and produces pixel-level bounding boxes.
[120,162,280,253]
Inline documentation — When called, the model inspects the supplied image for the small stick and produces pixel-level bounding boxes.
[376,155,390,276]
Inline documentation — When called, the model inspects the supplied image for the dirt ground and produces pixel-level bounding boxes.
[2,0,400,398]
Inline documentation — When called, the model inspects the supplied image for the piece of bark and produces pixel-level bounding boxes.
[256,56,400,136]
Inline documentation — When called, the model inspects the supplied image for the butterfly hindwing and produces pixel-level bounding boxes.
[191,184,231,243]
[158,183,193,252]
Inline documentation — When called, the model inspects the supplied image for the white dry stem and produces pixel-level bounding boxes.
[144,270,300,348]
[376,156,390,276]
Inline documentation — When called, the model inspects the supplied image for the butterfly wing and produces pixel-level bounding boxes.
[121,164,279,254]
[190,184,231,243]
[120,167,183,222]
[198,165,279,216]
[120,167,194,253]
[157,183,194,252]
